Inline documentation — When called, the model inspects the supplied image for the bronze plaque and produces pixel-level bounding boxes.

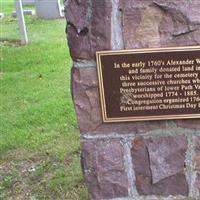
[96,46,200,122]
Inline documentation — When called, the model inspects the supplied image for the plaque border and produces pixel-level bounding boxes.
[96,46,200,123]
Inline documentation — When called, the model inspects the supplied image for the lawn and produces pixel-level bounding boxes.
[0,1,88,199]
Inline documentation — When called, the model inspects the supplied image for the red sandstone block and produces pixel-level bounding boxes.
[176,120,200,130]
[72,67,166,134]
[194,136,200,192]
[132,136,189,196]
[195,136,200,170]
[120,0,200,49]
[65,0,112,61]
[81,139,128,200]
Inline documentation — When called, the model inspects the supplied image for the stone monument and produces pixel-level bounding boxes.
[35,0,63,19]
[65,0,200,199]
[21,0,35,6]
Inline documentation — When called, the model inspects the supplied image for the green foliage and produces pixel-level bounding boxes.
[0,0,88,199]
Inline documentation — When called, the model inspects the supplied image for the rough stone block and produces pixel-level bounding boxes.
[81,139,128,200]
[195,137,200,170]
[132,136,189,196]
[65,0,112,61]
[194,136,200,192]
[176,120,200,130]
[72,67,166,134]
[121,0,200,49]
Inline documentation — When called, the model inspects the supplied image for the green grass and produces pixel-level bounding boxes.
[0,1,88,199]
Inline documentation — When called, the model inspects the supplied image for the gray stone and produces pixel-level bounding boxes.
[22,0,35,6]
[12,10,35,18]
[35,0,63,19]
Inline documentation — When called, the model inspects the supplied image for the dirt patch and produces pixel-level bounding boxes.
[0,39,22,47]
